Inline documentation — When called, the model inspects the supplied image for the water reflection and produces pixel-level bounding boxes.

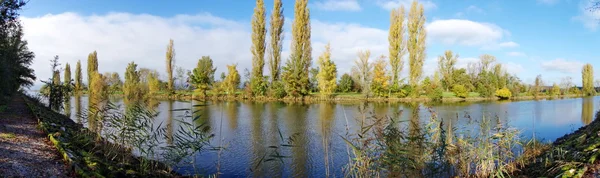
[582,97,594,125]
[75,95,82,123]
[284,103,309,178]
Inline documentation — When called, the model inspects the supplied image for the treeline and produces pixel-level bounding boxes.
[0,0,36,103]
[46,0,598,102]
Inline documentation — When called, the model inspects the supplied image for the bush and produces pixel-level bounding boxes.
[452,84,468,98]
[269,81,286,99]
[428,87,443,101]
[338,74,354,93]
[495,88,512,99]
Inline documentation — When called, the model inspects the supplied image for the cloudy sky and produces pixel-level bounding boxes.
[19,0,600,89]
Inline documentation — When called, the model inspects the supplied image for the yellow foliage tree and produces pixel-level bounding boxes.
[223,64,241,96]
[371,56,390,97]
[317,43,337,97]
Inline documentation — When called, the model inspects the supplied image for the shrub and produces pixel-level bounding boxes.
[495,87,512,99]
[452,84,468,98]
[428,87,443,101]
[269,81,286,99]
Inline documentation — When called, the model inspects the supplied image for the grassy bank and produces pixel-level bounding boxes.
[516,110,600,177]
[21,94,178,177]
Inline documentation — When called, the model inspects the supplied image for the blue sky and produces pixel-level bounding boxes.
[19,0,600,88]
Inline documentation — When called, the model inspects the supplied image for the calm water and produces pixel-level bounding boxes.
[61,95,600,177]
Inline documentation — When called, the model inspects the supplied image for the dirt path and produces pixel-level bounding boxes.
[0,96,70,178]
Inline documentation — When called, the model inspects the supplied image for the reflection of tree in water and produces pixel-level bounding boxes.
[264,102,284,177]
[284,103,309,178]
[249,102,266,176]
[582,97,594,125]
[64,97,71,118]
[75,95,82,123]
[192,101,211,129]
[318,102,335,177]
[407,102,425,176]
[166,100,174,145]
[224,101,239,129]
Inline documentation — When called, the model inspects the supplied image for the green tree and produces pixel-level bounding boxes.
[104,72,122,93]
[87,51,98,88]
[338,73,354,93]
[223,64,241,96]
[438,50,458,91]
[190,56,217,97]
[371,57,390,97]
[551,83,561,96]
[389,5,406,90]
[251,0,267,96]
[317,43,337,97]
[407,0,427,86]
[282,0,311,97]
[148,71,160,94]
[75,60,82,92]
[533,75,543,97]
[582,63,595,96]
[166,39,175,92]
[123,62,144,100]
[269,0,284,84]
[64,63,71,85]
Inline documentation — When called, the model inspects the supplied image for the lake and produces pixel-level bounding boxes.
[61,95,599,177]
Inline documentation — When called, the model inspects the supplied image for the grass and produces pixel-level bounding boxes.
[0,132,16,139]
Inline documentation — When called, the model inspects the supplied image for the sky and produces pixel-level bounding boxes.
[18,0,600,89]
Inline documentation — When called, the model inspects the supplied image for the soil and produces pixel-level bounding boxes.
[0,96,70,178]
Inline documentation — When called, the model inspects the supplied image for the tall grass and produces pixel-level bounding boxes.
[341,105,546,178]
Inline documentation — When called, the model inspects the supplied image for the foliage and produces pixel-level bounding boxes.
[495,87,512,99]
[104,72,122,93]
[282,0,311,98]
[389,5,406,87]
[269,80,286,99]
[0,0,36,100]
[407,0,427,86]
[190,56,216,97]
[582,63,595,96]
[438,50,458,91]
[551,83,561,96]
[165,39,175,92]
[87,51,98,88]
[533,75,544,97]
[317,43,337,97]
[423,75,443,101]
[123,62,145,100]
[251,0,266,97]
[64,63,72,91]
[43,56,71,111]
[223,64,241,96]
[268,0,284,84]
[338,73,354,93]
[147,71,160,94]
[452,84,468,98]
[371,57,390,97]
[354,50,372,96]
[75,60,83,92]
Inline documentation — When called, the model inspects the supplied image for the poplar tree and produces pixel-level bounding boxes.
[389,5,406,89]
[166,39,175,92]
[282,0,311,97]
[317,43,337,97]
[64,63,71,86]
[582,63,595,96]
[269,0,284,84]
[75,60,82,92]
[87,51,98,87]
[438,50,458,91]
[251,0,267,96]
[407,0,426,86]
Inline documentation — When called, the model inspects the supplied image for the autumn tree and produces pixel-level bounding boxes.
[354,50,372,96]
[317,43,337,97]
[75,60,82,92]
[371,56,390,97]
[338,74,354,93]
[223,64,241,96]
[551,83,561,96]
[389,5,406,92]
[148,71,161,94]
[190,56,216,97]
[104,72,122,92]
[533,75,544,97]
[268,0,284,84]
[87,51,98,87]
[282,0,311,97]
[582,63,595,96]
[166,39,175,92]
[64,63,71,85]
[438,50,458,91]
[250,0,267,96]
[407,0,426,86]
[123,62,144,100]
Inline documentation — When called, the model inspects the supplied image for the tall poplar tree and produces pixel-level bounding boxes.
[407,0,426,86]
[64,63,71,89]
[269,0,284,84]
[582,63,595,96]
[87,51,98,87]
[282,0,311,97]
[166,39,175,92]
[251,0,267,96]
[389,5,406,89]
[75,60,82,92]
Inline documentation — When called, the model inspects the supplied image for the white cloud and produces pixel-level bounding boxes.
[503,62,524,74]
[21,12,252,85]
[506,52,526,57]
[314,0,361,11]
[376,0,437,11]
[537,0,560,5]
[426,19,511,48]
[540,58,584,74]
[498,41,519,48]
[572,0,600,31]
